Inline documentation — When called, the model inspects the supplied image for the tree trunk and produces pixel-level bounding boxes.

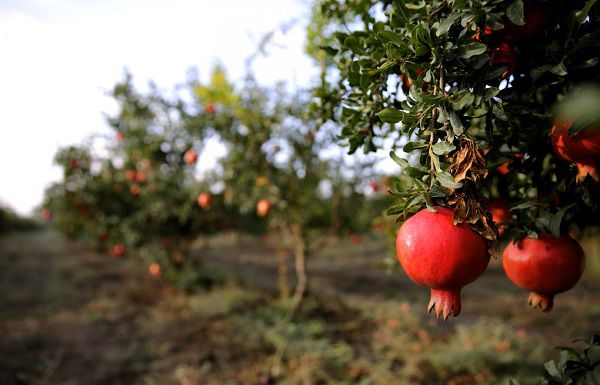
[290,224,307,314]
[277,247,290,299]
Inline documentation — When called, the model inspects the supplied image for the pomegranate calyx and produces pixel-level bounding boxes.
[528,292,554,313]
[428,289,462,321]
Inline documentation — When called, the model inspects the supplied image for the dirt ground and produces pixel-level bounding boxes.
[1,230,599,385]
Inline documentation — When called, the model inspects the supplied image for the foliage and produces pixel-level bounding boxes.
[511,335,600,385]
[309,0,600,242]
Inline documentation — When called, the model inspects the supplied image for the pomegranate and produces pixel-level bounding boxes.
[205,103,216,113]
[370,182,380,192]
[490,199,511,235]
[116,132,125,142]
[130,184,141,196]
[257,199,271,217]
[490,42,517,78]
[184,150,198,165]
[42,209,52,221]
[149,263,162,279]
[197,192,212,210]
[502,233,585,312]
[110,244,126,258]
[396,207,490,319]
[551,121,600,182]
[125,169,137,181]
[69,158,79,169]
[135,171,147,183]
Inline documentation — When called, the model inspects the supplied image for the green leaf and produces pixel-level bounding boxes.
[428,185,447,198]
[544,361,564,382]
[378,107,405,123]
[377,30,405,45]
[404,166,428,178]
[403,142,428,152]
[432,141,456,155]
[390,151,409,167]
[506,0,525,26]
[452,90,475,110]
[460,43,487,59]
[576,0,599,24]
[510,201,540,211]
[448,111,464,135]
[436,14,460,36]
[436,171,462,189]
[551,62,568,76]
[550,204,573,238]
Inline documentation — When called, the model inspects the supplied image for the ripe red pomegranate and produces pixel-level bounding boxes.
[396,207,490,319]
[551,121,600,182]
[69,158,79,169]
[490,199,510,235]
[370,182,380,192]
[149,263,162,279]
[42,209,52,221]
[502,233,585,312]
[110,244,126,258]
[116,132,125,142]
[130,184,141,196]
[184,150,198,165]
[197,192,212,210]
[135,171,147,183]
[257,199,271,217]
[205,103,216,113]
[125,169,137,181]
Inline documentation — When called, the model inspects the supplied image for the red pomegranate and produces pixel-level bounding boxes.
[184,150,198,165]
[502,233,585,312]
[197,192,212,210]
[205,103,216,113]
[256,199,271,217]
[149,263,162,279]
[490,42,517,78]
[135,171,147,183]
[110,244,126,258]
[490,199,511,235]
[130,184,141,196]
[125,169,137,181]
[370,182,380,192]
[396,207,490,320]
[551,121,600,182]
[116,132,125,142]
[42,209,52,221]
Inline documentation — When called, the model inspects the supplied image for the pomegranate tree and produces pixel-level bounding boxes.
[311,0,599,318]
[502,233,585,312]
[396,207,490,320]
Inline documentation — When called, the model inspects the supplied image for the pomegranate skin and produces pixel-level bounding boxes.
[551,121,600,182]
[396,207,490,320]
[502,233,585,312]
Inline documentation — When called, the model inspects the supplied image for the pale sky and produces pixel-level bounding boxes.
[0,0,321,214]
